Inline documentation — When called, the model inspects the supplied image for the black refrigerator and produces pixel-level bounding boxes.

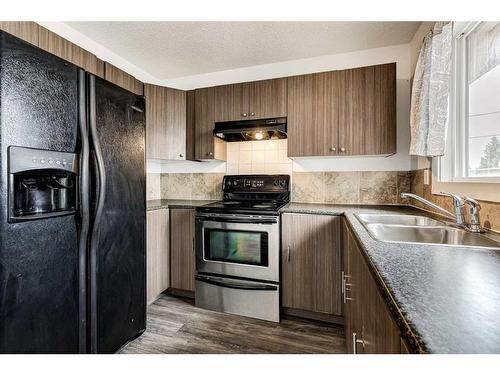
[0,31,146,353]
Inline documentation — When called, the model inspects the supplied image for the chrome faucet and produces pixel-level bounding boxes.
[463,197,484,233]
[439,192,466,227]
[401,192,484,233]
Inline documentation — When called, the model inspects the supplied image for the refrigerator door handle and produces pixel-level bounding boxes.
[88,74,107,353]
[77,69,90,353]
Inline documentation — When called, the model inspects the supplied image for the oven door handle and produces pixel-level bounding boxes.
[195,275,278,291]
[196,215,278,224]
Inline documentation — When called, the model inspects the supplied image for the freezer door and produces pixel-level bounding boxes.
[88,74,146,353]
[0,31,80,353]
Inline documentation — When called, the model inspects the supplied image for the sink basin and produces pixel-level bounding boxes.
[356,214,444,226]
[365,224,500,249]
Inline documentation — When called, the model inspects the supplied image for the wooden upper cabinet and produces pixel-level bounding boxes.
[340,63,396,156]
[287,72,341,157]
[214,78,286,122]
[145,83,186,160]
[38,27,104,78]
[287,63,396,157]
[104,62,143,95]
[195,87,226,160]
[186,90,196,161]
[248,78,287,119]
[214,82,248,122]
[0,21,39,45]
[281,213,342,316]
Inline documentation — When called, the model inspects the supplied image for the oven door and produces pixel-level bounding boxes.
[195,213,279,282]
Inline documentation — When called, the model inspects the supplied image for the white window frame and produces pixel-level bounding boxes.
[433,22,500,202]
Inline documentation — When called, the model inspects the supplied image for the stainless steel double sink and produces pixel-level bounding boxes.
[356,214,500,250]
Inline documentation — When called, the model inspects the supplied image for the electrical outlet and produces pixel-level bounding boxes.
[424,169,430,185]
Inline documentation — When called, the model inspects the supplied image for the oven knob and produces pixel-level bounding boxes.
[279,179,286,187]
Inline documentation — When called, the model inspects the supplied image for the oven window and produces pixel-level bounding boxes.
[204,229,269,266]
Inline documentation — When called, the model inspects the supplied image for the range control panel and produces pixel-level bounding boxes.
[223,174,290,192]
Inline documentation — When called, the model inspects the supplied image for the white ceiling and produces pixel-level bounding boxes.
[65,22,421,81]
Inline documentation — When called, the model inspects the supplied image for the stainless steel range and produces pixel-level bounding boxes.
[195,174,290,322]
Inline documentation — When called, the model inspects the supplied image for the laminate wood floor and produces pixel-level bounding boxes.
[120,295,346,354]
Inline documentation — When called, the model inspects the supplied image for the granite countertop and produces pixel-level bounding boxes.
[147,199,216,211]
[281,202,500,353]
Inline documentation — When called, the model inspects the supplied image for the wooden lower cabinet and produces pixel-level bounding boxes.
[170,208,196,292]
[146,209,170,304]
[281,213,342,317]
[343,220,402,354]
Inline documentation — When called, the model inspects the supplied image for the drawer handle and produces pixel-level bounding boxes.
[352,332,364,354]
[287,246,291,262]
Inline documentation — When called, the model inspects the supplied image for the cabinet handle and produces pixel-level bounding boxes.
[192,237,195,253]
[342,271,347,303]
[179,153,183,158]
[352,332,364,354]
[287,246,291,262]
[330,146,337,152]
[241,112,248,117]
[208,152,213,156]
[340,147,346,153]
[249,112,255,116]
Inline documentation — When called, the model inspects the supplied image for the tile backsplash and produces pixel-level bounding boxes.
[226,139,292,175]
[160,173,225,200]
[292,171,411,204]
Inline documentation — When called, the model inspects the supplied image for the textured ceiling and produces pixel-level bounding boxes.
[66,22,421,80]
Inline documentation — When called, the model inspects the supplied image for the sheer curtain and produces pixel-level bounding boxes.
[409,22,453,157]
[467,22,500,84]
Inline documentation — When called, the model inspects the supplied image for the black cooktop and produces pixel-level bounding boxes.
[197,174,290,215]
[197,200,288,214]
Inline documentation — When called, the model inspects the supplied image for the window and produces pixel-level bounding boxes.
[439,22,500,183]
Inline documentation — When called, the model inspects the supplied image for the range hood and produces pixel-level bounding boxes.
[213,117,287,142]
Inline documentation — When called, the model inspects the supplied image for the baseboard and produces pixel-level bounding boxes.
[167,288,195,299]
[283,307,344,325]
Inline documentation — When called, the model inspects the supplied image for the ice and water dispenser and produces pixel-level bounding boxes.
[8,146,78,222]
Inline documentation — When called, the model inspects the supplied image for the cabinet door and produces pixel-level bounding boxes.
[145,84,186,160]
[147,209,170,304]
[339,63,396,156]
[281,213,342,315]
[170,208,195,292]
[214,82,250,121]
[104,62,143,95]
[0,21,39,45]
[248,78,287,119]
[359,253,401,354]
[145,83,166,159]
[344,225,364,353]
[165,87,187,160]
[38,27,104,77]
[344,221,401,354]
[286,72,340,157]
[194,87,226,160]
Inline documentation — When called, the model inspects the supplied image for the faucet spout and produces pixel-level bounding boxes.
[400,193,456,219]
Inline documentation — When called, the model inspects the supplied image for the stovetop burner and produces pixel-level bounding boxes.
[197,174,290,215]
